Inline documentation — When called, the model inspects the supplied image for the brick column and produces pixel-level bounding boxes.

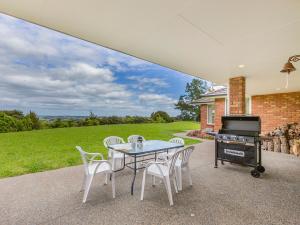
[229,76,245,115]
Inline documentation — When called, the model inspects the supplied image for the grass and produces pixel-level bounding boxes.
[0,121,199,178]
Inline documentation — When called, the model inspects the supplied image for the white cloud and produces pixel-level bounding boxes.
[3,74,73,90]
[128,76,168,88]
[66,63,114,81]
[138,94,177,105]
[104,51,153,71]
[0,13,182,116]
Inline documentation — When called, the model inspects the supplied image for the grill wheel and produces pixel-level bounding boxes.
[256,165,265,173]
[251,169,260,178]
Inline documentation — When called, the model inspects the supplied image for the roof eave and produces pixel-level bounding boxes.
[199,93,227,98]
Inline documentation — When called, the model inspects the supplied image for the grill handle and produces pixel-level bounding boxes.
[217,139,255,146]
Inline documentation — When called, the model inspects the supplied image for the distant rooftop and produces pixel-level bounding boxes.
[192,86,227,105]
[201,86,227,97]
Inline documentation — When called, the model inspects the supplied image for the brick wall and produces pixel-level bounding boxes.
[229,76,245,115]
[214,98,225,131]
[252,92,300,133]
[200,104,214,131]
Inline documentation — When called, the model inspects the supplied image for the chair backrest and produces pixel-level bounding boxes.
[127,135,146,143]
[168,149,184,176]
[75,146,89,175]
[169,137,185,145]
[103,136,125,158]
[103,136,125,148]
[180,146,195,167]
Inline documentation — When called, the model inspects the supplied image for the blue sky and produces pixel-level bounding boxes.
[0,13,201,116]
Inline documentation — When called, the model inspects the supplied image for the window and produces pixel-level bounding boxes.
[225,98,228,115]
[207,104,215,124]
[245,97,251,114]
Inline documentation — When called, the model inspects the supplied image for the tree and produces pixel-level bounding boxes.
[0,112,18,133]
[51,118,64,128]
[175,79,208,121]
[151,111,173,123]
[28,111,41,129]
[0,110,24,119]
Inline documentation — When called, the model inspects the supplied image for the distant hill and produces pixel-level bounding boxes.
[39,115,87,121]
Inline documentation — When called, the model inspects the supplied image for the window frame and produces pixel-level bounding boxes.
[207,104,215,125]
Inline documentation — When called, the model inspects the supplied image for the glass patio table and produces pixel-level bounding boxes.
[108,140,184,195]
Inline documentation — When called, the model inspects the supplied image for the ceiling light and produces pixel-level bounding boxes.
[280,55,299,74]
[238,65,245,68]
[281,62,296,74]
[280,55,299,88]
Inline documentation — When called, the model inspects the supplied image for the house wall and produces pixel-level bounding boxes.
[214,98,225,131]
[200,104,214,131]
[200,98,225,132]
[252,92,300,133]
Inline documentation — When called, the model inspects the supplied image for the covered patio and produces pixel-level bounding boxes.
[1,141,299,225]
[0,1,299,225]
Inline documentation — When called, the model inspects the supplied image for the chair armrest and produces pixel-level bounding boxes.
[91,160,112,175]
[144,160,167,167]
[86,152,104,161]
[144,161,168,177]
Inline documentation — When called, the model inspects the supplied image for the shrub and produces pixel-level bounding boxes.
[28,111,41,129]
[151,111,174,123]
[0,110,24,119]
[0,112,19,133]
[0,110,178,133]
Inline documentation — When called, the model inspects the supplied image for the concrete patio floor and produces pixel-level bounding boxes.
[0,141,299,225]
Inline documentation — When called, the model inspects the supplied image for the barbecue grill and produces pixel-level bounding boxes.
[214,116,265,178]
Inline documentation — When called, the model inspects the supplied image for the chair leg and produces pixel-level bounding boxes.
[105,173,108,185]
[83,175,93,203]
[152,175,156,186]
[80,174,86,192]
[112,158,116,171]
[187,165,192,186]
[164,176,173,206]
[176,166,182,191]
[111,172,116,198]
[120,158,123,170]
[140,170,147,201]
[173,177,178,193]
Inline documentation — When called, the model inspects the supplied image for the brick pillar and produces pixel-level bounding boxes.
[229,76,245,115]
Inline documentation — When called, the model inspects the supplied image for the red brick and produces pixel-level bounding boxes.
[252,92,300,133]
[200,105,214,131]
[229,76,245,115]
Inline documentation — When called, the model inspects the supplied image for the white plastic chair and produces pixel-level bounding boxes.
[140,148,186,206]
[175,146,194,191]
[103,136,127,170]
[75,146,115,203]
[127,135,146,143]
[158,137,185,160]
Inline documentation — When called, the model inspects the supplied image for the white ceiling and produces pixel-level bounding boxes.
[0,0,300,96]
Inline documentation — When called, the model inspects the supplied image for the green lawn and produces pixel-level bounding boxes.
[0,121,199,178]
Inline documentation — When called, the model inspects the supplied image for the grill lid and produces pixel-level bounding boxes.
[220,116,261,135]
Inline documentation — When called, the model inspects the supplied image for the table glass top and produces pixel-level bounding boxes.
[108,140,183,155]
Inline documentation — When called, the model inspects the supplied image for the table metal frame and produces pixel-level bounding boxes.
[109,141,183,195]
